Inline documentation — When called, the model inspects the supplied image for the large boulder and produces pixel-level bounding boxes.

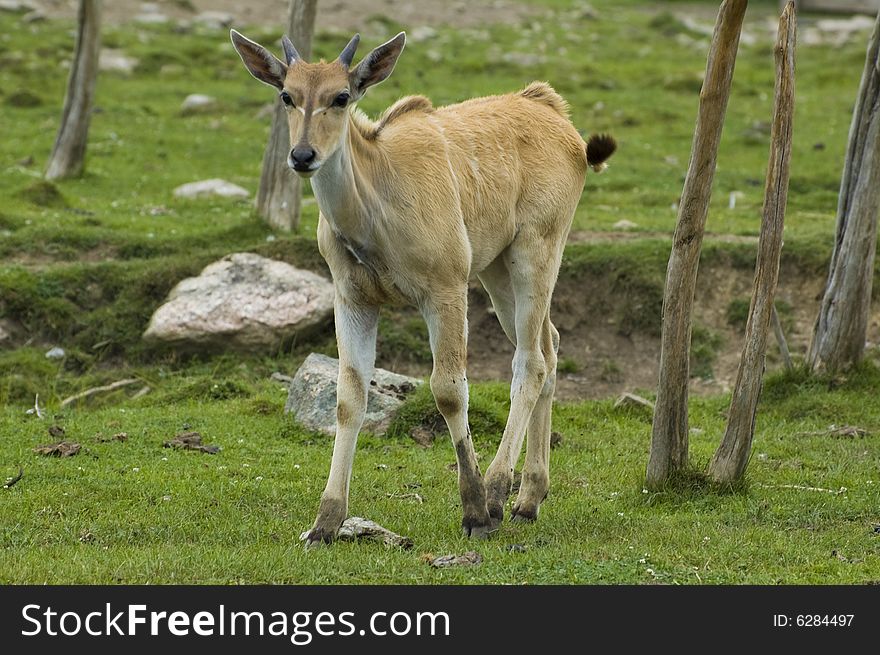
[144,253,334,351]
[285,353,423,437]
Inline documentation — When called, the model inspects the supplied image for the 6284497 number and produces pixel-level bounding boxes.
[773,614,854,627]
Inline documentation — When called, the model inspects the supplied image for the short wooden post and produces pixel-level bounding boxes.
[709,2,797,484]
[646,0,748,490]
[807,8,880,373]
[45,0,102,180]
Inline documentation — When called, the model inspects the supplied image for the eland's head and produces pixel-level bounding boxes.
[230,29,406,177]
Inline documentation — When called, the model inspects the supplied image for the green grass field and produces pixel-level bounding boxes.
[1,0,879,583]
[2,367,879,584]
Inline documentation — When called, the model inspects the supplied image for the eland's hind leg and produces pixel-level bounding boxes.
[511,318,558,522]
[484,236,563,524]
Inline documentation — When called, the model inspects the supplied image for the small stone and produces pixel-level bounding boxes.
[613,392,654,416]
[99,49,138,74]
[430,551,482,568]
[180,94,217,115]
[193,11,234,30]
[410,26,438,43]
[0,1,38,12]
[22,9,45,22]
[134,13,169,25]
[45,347,65,360]
[173,179,249,199]
[613,219,639,230]
[254,103,275,120]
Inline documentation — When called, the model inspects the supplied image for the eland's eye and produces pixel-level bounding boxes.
[280,91,294,107]
[333,92,350,108]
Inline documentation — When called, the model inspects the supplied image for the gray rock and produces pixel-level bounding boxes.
[144,253,334,351]
[173,178,249,199]
[285,353,423,437]
[180,93,217,115]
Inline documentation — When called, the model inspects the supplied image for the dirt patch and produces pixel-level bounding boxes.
[379,251,880,402]
[33,441,81,457]
[163,431,220,453]
[39,0,534,31]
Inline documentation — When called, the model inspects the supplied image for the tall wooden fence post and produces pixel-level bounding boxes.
[256,0,319,232]
[45,0,102,181]
[807,9,880,373]
[709,1,797,485]
[646,0,748,490]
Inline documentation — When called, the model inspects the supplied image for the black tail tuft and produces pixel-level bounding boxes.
[586,133,617,172]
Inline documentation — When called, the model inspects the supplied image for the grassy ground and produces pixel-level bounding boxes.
[1,0,879,583]
[2,365,879,584]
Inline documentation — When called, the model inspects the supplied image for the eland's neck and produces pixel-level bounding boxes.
[309,116,380,245]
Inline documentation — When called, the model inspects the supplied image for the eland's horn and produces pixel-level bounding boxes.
[338,33,360,67]
[281,35,300,64]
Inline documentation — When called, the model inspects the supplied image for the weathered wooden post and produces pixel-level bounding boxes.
[807,9,880,373]
[256,0,319,232]
[45,0,102,181]
[709,2,797,485]
[646,0,748,490]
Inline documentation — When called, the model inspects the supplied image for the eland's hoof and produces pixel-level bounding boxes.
[510,503,539,523]
[462,516,496,539]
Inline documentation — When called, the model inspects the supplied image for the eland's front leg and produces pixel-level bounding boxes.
[305,297,378,547]
[423,295,493,538]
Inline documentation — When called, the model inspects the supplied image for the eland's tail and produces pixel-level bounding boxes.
[586,133,617,173]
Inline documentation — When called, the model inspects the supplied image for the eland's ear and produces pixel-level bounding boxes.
[230,29,287,90]
[350,32,406,98]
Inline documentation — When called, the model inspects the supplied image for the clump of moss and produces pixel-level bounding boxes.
[384,382,507,444]
[17,181,67,208]
[5,89,41,107]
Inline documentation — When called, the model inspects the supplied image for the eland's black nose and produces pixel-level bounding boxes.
[290,146,316,168]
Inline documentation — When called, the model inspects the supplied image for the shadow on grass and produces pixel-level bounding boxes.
[642,465,750,507]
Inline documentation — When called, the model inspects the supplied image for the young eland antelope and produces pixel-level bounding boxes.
[231,29,616,546]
